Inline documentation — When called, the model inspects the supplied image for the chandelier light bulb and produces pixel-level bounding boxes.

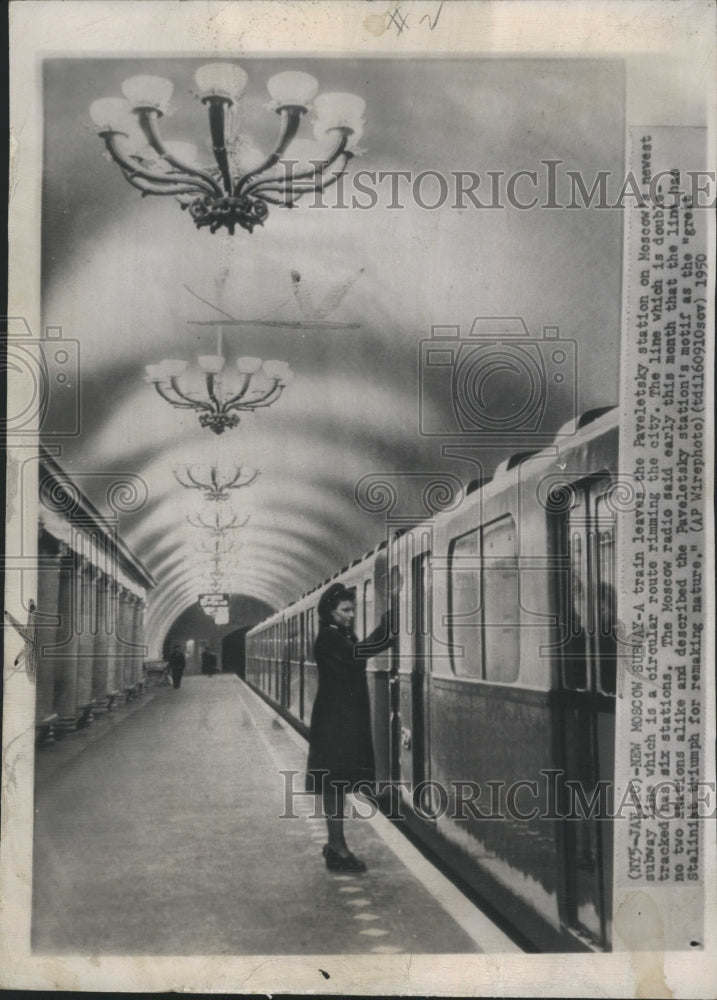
[262,360,292,383]
[144,363,166,383]
[121,75,174,113]
[313,92,366,131]
[236,356,263,375]
[267,71,319,109]
[89,97,134,132]
[194,63,248,103]
[197,354,225,374]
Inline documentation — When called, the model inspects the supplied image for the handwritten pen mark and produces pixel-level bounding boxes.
[420,0,444,29]
[4,600,38,683]
[387,5,409,34]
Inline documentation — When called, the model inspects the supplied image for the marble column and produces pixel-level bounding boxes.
[51,550,82,735]
[105,579,122,707]
[130,595,145,691]
[35,548,62,743]
[74,559,96,727]
[118,588,134,698]
[91,572,111,714]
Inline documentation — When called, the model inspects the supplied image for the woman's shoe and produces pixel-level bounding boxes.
[323,845,367,873]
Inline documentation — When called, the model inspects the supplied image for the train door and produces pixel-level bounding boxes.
[554,475,616,949]
[410,550,432,790]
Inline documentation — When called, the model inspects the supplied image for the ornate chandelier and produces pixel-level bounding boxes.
[186,510,248,532]
[89,63,366,235]
[173,464,259,501]
[146,341,293,435]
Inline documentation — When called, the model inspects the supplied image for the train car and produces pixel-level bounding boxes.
[245,405,619,953]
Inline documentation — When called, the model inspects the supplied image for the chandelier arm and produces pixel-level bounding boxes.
[205,373,224,413]
[231,470,259,489]
[243,160,351,206]
[153,381,205,410]
[125,175,210,197]
[136,109,224,197]
[217,373,253,409]
[224,467,242,489]
[184,467,208,491]
[233,382,284,409]
[242,131,350,197]
[103,132,211,194]
[205,99,234,195]
[165,376,216,412]
[235,107,304,195]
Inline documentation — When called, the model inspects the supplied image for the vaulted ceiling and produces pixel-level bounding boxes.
[41,56,624,650]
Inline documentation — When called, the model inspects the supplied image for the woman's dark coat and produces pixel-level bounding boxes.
[306,617,392,793]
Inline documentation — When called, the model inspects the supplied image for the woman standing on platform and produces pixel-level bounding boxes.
[306,582,394,874]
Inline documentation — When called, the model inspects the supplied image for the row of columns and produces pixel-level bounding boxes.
[35,537,147,742]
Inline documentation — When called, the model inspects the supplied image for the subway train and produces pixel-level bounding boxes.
[245,406,620,952]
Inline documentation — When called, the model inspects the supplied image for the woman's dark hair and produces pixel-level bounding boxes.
[317,583,354,624]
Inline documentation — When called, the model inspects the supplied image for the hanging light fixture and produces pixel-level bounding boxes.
[89,63,366,235]
[173,464,259,501]
[145,345,293,435]
[186,510,249,532]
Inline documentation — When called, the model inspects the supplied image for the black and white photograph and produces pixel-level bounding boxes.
[3,1,715,994]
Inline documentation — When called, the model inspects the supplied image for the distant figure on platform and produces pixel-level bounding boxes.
[306,582,395,874]
[201,646,218,677]
[168,644,186,690]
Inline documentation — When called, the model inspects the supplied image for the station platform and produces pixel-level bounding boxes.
[32,674,519,956]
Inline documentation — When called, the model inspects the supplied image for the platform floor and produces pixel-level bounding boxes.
[32,674,519,955]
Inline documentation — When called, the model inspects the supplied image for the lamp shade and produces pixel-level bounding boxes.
[159,359,188,378]
[214,606,230,625]
[194,63,248,103]
[144,363,167,382]
[89,97,134,131]
[262,360,292,383]
[313,92,365,131]
[121,75,174,112]
[236,356,263,375]
[267,71,319,108]
[197,354,225,374]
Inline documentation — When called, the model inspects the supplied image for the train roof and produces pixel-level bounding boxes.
[249,405,618,631]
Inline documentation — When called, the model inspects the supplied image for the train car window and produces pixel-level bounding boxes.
[555,476,618,694]
[363,579,374,635]
[565,523,589,691]
[595,491,617,696]
[306,607,315,660]
[482,516,520,683]
[448,527,483,677]
[287,616,295,661]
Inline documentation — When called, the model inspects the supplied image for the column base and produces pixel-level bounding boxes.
[75,703,95,729]
[91,696,111,715]
[35,714,58,746]
[54,715,79,737]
